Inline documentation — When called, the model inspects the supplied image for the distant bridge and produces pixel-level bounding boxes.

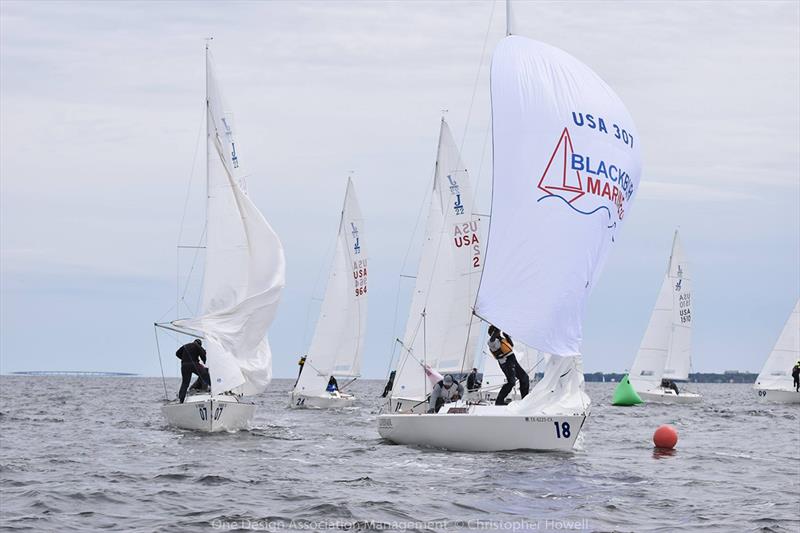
[10,371,138,377]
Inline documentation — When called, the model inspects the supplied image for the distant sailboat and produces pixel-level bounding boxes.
[754,300,800,403]
[383,117,483,415]
[157,44,286,431]
[629,231,702,404]
[289,178,367,408]
[378,18,642,451]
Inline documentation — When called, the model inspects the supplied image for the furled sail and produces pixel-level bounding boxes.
[175,51,286,396]
[294,178,367,396]
[392,118,483,401]
[629,231,692,388]
[756,300,800,391]
[476,36,641,357]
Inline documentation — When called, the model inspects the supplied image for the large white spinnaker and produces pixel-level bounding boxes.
[756,300,800,392]
[477,35,641,415]
[391,118,483,403]
[174,51,286,397]
[629,231,692,390]
[294,178,368,397]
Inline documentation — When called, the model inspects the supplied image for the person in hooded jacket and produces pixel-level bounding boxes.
[792,360,800,392]
[428,374,464,413]
[175,339,210,403]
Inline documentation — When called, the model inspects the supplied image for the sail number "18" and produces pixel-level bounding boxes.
[553,421,571,439]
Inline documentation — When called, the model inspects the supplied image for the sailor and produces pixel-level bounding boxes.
[326,376,339,393]
[488,325,530,405]
[466,367,481,392]
[661,378,680,395]
[792,361,800,392]
[293,355,306,388]
[428,374,465,413]
[381,370,396,398]
[175,339,210,403]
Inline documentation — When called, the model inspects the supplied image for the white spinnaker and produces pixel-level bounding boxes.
[175,51,286,396]
[629,232,691,389]
[476,36,641,357]
[756,300,800,391]
[392,118,483,401]
[294,179,367,396]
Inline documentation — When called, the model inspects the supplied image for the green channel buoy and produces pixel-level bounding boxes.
[612,374,643,406]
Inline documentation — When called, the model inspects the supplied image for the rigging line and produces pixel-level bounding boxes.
[459,0,496,155]
[178,226,207,311]
[302,216,337,347]
[153,325,170,400]
[470,116,493,215]
[177,105,207,246]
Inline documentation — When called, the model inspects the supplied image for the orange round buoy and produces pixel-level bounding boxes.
[653,424,678,449]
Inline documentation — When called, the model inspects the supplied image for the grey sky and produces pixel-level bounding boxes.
[1,1,798,378]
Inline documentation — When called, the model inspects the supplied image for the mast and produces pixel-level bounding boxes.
[505,0,512,36]
[204,38,212,219]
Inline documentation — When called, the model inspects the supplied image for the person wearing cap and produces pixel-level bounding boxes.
[175,339,210,403]
[792,360,800,392]
[428,374,465,413]
[487,325,530,405]
[466,368,481,392]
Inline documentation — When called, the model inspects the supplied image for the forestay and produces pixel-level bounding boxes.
[630,231,692,388]
[476,36,641,357]
[392,118,483,401]
[295,179,368,396]
[756,300,800,391]
[175,51,286,396]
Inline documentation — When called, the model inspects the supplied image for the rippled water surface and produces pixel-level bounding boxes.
[1,377,798,532]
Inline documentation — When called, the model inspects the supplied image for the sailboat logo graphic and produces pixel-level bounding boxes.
[675,279,682,292]
[351,223,361,254]
[537,128,585,204]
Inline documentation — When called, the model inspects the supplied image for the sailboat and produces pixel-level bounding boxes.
[754,300,800,403]
[628,231,702,404]
[157,44,286,432]
[382,117,483,415]
[289,178,367,409]
[378,19,642,451]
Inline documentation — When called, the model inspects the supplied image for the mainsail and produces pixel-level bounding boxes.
[629,231,692,389]
[476,35,641,411]
[391,118,482,401]
[756,300,800,391]
[174,49,286,397]
[294,178,367,396]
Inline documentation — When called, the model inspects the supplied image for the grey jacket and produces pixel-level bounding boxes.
[429,381,465,412]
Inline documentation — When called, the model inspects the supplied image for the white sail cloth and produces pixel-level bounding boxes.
[476,36,641,356]
[392,118,483,402]
[175,52,285,396]
[294,179,367,396]
[506,354,590,416]
[756,300,800,391]
[481,343,542,390]
[630,232,692,389]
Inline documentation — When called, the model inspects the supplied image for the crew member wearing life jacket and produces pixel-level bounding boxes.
[428,374,465,413]
[488,325,530,405]
[175,339,210,403]
[293,355,306,388]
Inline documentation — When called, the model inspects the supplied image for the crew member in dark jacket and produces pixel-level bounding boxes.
[488,325,529,405]
[792,361,800,392]
[660,378,680,395]
[466,368,481,392]
[175,339,210,403]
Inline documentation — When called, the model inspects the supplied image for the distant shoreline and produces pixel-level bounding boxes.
[4,371,760,383]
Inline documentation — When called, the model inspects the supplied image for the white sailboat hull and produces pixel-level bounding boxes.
[638,387,703,404]
[161,394,255,432]
[754,388,800,403]
[288,391,355,409]
[378,404,585,452]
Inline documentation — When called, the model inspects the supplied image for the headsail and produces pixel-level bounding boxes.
[476,36,641,356]
[294,178,368,395]
[756,300,800,391]
[175,49,286,396]
[629,231,692,388]
[392,118,482,401]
